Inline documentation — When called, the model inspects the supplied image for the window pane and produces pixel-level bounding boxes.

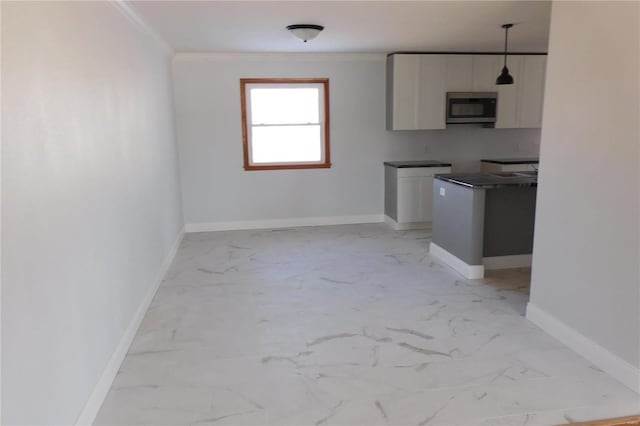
[251,125,322,163]
[250,88,319,125]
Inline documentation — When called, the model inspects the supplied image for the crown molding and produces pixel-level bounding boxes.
[109,0,172,54]
[172,52,386,62]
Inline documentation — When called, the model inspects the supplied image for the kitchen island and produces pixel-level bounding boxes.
[429,172,537,279]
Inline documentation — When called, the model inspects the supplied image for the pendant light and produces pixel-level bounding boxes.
[286,24,324,42]
[496,23,514,85]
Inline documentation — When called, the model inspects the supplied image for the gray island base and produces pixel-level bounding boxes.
[430,172,537,279]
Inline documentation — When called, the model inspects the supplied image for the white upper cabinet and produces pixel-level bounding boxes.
[386,55,420,130]
[472,55,500,91]
[445,56,499,92]
[416,55,447,130]
[518,55,547,128]
[496,55,547,128]
[386,54,446,130]
[446,56,473,91]
[386,53,546,130]
[495,55,523,128]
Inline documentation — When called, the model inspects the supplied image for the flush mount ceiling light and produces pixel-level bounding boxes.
[286,24,324,42]
[496,23,515,85]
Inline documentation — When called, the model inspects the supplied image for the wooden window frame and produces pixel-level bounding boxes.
[240,78,331,171]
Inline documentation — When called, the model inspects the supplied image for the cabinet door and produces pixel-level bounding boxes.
[397,176,434,223]
[472,55,500,91]
[495,55,523,129]
[387,54,446,130]
[388,54,421,130]
[417,55,447,130]
[446,56,473,92]
[518,55,547,128]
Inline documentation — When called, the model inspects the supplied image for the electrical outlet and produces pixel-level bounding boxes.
[439,187,446,196]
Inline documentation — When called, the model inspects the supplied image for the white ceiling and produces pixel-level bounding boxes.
[128,1,552,54]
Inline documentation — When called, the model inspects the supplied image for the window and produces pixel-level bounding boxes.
[240,78,330,171]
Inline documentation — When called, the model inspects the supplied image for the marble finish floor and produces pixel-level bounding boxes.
[95,224,639,425]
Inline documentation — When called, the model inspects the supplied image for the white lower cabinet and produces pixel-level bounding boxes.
[385,165,452,230]
[397,176,434,223]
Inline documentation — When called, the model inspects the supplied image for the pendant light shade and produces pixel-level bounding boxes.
[286,24,324,42]
[496,66,514,85]
[496,23,514,85]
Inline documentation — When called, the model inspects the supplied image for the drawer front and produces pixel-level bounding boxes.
[397,166,451,178]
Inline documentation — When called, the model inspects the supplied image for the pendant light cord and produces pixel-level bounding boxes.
[496,23,515,85]
[503,25,509,67]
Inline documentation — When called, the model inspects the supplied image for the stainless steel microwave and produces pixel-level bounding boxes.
[446,92,497,126]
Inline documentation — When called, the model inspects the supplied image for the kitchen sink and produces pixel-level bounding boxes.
[513,171,538,177]
[487,171,537,178]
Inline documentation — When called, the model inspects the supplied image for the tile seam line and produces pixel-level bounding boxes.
[467,402,639,423]
[106,366,617,397]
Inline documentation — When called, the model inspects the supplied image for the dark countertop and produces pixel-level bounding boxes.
[480,157,539,165]
[384,160,452,168]
[434,171,537,189]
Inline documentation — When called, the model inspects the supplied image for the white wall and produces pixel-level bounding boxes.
[529,1,639,384]
[1,2,183,424]
[172,53,541,226]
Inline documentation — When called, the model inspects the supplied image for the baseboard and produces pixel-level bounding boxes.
[75,227,185,425]
[185,215,384,233]
[429,242,484,279]
[483,254,532,270]
[526,302,640,393]
[383,215,431,231]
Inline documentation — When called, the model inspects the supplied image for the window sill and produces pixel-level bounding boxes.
[244,163,332,171]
